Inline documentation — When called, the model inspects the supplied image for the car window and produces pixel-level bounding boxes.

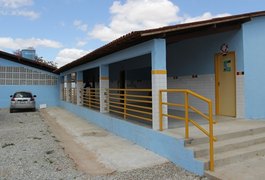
[14,92,32,98]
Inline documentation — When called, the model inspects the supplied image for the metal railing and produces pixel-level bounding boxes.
[82,88,100,110]
[108,88,152,122]
[159,89,216,171]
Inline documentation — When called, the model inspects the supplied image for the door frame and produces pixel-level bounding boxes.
[215,51,236,116]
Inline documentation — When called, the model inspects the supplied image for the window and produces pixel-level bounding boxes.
[0,66,58,85]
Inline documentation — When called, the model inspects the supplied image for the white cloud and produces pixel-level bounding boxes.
[90,24,117,42]
[73,20,88,32]
[0,37,63,50]
[89,0,231,42]
[90,0,180,42]
[181,12,231,24]
[10,9,39,19]
[76,40,87,47]
[72,20,89,47]
[59,21,66,27]
[0,0,39,20]
[0,0,33,9]
[54,48,90,67]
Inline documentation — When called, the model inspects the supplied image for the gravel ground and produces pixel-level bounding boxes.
[94,162,207,180]
[0,109,88,180]
[0,109,207,180]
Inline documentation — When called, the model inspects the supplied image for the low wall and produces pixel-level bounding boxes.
[1,85,59,109]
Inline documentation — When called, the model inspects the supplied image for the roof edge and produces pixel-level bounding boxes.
[56,10,265,73]
[0,50,59,74]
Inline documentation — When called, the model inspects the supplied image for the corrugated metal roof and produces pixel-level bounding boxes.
[0,50,58,73]
[56,10,265,73]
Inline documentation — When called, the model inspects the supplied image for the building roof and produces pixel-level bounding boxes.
[0,50,58,74]
[57,10,265,73]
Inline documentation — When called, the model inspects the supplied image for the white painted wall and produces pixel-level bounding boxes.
[167,74,245,118]
[167,74,216,114]
[236,75,245,118]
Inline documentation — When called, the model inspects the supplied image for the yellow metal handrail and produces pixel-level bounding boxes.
[108,88,152,122]
[159,89,216,171]
[82,88,100,110]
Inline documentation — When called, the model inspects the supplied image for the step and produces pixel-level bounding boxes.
[185,126,265,146]
[204,156,265,180]
[191,132,265,158]
[200,142,265,169]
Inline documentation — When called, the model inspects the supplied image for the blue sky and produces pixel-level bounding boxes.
[0,0,264,67]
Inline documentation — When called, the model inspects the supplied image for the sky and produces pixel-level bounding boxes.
[0,0,265,67]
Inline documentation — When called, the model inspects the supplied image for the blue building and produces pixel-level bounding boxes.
[1,11,265,176]
[0,50,59,108]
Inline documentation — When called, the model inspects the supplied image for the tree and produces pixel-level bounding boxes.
[35,56,58,68]
[13,49,22,57]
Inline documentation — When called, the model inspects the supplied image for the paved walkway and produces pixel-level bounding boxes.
[40,107,168,175]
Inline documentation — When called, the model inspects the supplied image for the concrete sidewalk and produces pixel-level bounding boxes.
[206,156,265,180]
[40,107,168,175]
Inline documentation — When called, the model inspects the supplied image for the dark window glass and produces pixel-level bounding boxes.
[14,92,32,98]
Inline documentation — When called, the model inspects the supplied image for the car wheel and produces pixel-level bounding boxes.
[32,108,36,112]
[10,109,13,113]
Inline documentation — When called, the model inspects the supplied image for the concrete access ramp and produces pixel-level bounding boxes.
[58,101,205,175]
[40,107,169,175]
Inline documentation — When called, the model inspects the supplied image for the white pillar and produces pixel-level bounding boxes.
[100,65,109,113]
[66,74,71,102]
[76,71,83,105]
[59,76,64,100]
[152,71,168,130]
[151,39,168,130]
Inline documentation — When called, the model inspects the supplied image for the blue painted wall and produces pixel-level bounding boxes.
[1,85,59,108]
[76,71,83,81]
[167,30,244,76]
[0,58,59,108]
[60,101,205,175]
[100,64,109,77]
[243,16,265,119]
[152,39,166,70]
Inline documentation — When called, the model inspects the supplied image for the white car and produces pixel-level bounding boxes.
[10,91,36,113]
